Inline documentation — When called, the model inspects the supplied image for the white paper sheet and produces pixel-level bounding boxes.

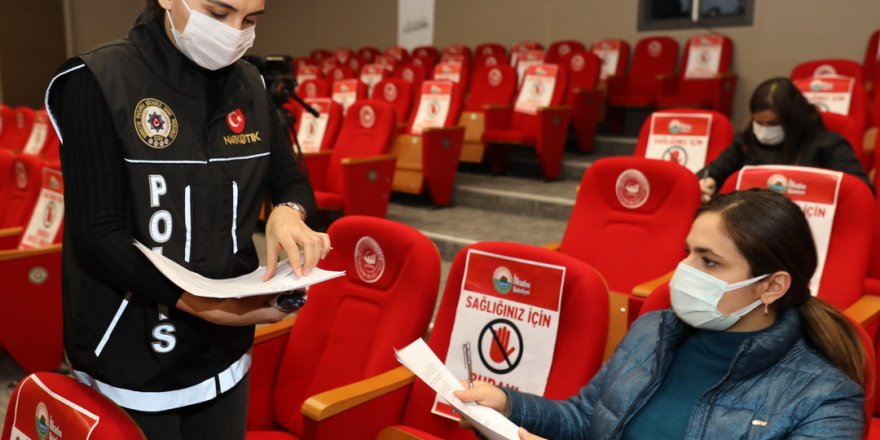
[134,240,345,298]
[395,338,520,440]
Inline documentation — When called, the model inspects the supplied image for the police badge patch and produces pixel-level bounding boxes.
[134,98,178,148]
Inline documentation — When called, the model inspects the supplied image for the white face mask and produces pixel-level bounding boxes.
[752,121,785,146]
[167,0,256,70]
[670,262,768,331]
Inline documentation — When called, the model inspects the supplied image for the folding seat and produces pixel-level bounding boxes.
[633,108,734,173]
[357,46,381,64]
[395,63,428,100]
[372,78,413,126]
[481,63,572,180]
[411,45,440,65]
[385,46,410,63]
[390,80,465,207]
[474,42,506,57]
[559,50,603,152]
[344,54,365,75]
[0,152,45,228]
[591,38,631,81]
[458,65,518,164]
[442,44,472,61]
[514,49,546,86]
[304,100,397,217]
[19,109,57,161]
[864,29,880,92]
[2,107,36,152]
[0,104,14,148]
[331,78,367,115]
[359,63,386,98]
[246,215,441,440]
[821,111,870,172]
[295,64,322,86]
[293,57,314,73]
[332,47,353,64]
[296,78,330,99]
[320,57,339,76]
[791,59,864,83]
[473,52,509,70]
[546,39,587,63]
[409,53,436,78]
[296,241,609,440]
[606,37,679,132]
[310,49,332,65]
[374,54,399,73]
[433,61,470,97]
[509,41,544,67]
[656,35,738,117]
[554,156,701,356]
[793,74,870,166]
[328,65,355,82]
[292,98,343,158]
[2,372,146,439]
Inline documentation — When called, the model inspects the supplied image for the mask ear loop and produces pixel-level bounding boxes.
[724,273,769,292]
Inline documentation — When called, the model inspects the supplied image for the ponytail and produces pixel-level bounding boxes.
[799,296,868,387]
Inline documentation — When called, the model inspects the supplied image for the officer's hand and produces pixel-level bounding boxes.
[699,177,716,204]
[263,205,330,280]
[454,381,510,430]
[518,428,546,440]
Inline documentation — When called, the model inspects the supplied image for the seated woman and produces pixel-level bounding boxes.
[456,189,866,439]
[698,77,871,202]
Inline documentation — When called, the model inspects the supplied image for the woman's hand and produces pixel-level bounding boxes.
[519,428,546,440]
[175,292,292,326]
[699,177,716,203]
[263,205,330,279]
[453,381,510,426]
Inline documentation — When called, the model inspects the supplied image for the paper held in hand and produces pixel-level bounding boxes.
[134,240,345,298]
[395,338,520,440]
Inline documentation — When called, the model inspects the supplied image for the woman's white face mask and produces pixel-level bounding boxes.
[752,121,785,146]
[167,0,256,70]
[670,262,768,331]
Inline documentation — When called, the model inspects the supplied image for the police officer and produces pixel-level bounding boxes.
[45,1,329,438]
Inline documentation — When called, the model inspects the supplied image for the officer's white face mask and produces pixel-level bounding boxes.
[670,262,768,331]
[167,0,256,71]
[752,121,785,146]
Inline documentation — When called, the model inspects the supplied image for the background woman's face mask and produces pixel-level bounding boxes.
[670,262,768,331]
[752,121,785,146]
[167,0,256,70]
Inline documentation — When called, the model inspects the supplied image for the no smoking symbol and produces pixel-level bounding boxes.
[478,319,523,374]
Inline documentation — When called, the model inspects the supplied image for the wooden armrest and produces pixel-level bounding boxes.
[302,365,415,421]
[0,243,62,261]
[863,127,878,156]
[253,316,296,345]
[0,226,23,239]
[341,154,397,166]
[843,295,880,328]
[304,150,333,157]
[483,104,512,111]
[541,242,560,251]
[632,271,673,298]
[539,105,573,113]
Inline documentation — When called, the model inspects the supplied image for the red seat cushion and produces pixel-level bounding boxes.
[313,190,343,211]
[481,128,536,145]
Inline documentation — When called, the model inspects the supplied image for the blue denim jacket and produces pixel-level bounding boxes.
[505,309,864,439]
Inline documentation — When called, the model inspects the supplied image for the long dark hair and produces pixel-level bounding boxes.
[744,77,825,164]
[699,189,866,387]
[144,0,164,18]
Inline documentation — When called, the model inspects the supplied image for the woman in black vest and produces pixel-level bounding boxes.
[46,1,328,438]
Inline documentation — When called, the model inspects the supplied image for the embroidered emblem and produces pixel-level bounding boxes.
[134,98,178,149]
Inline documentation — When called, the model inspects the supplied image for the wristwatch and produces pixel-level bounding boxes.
[276,202,307,221]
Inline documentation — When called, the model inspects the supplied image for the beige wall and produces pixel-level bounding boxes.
[60,0,880,123]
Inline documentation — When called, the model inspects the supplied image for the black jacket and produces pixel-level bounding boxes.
[47,12,314,411]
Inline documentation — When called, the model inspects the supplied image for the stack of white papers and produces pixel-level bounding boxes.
[395,338,520,440]
[134,241,345,298]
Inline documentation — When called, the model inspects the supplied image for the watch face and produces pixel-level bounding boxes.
[276,290,308,313]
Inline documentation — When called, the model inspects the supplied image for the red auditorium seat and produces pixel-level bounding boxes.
[391,80,465,206]
[409,53,437,77]
[2,107,36,152]
[555,156,701,356]
[345,54,365,75]
[303,100,397,217]
[372,78,414,125]
[865,29,880,92]
[546,39,587,63]
[328,65,355,82]
[375,54,399,73]
[442,44,472,61]
[385,46,410,63]
[657,35,737,117]
[473,51,509,70]
[298,241,609,440]
[292,98,342,158]
[320,57,339,76]
[332,47,353,63]
[293,57,314,73]
[331,78,367,115]
[591,38,630,81]
[481,63,572,180]
[359,63,386,97]
[633,109,734,173]
[791,59,864,83]
[475,42,506,57]
[295,78,330,99]
[411,46,440,65]
[514,49,546,85]
[20,110,58,161]
[394,63,427,98]
[606,36,679,132]
[245,216,440,440]
[2,372,146,439]
[560,50,602,152]
[821,111,870,172]
[295,64,322,86]
[357,47,382,64]
[0,104,15,148]
[310,49,332,65]
[793,75,870,167]
[510,41,544,67]
[459,64,518,164]
[0,152,45,228]
[433,61,470,96]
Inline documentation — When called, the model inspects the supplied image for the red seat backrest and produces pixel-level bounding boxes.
[864,29,880,88]
[0,104,16,149]
[560,50,601,106]
[791,59,864,83]
[20,109,55,158]
[626,36,679,96]
[0,153,45,228]
[328,65,355,82]
[399,241,609,439]
[464,65,517,112]
[296,78,330,99]
[559,156,701,293]
[3,107,36,152]
[720,168,874,311]
[411,46,440,65]
[442,44,473,61]
[633,108,734,170]
[592,38,631,80]
[345,54,365,75]
[409,54,437,76]
[326,100,395,194]
[357,47,381,64]
[820,111,868,170]
[332,47,353,64]
[546,40,587,63]
[373,78,413,124]
[473,52,510,70]
[2,372,146,439]
[385,46,410,64]
[394,63,427,95]
[271,215,440,436]
[678,34,733,80]
[407,80,464,133]
[475,42,507,57]
[510,63,568,134]
[310,49,332,65]
[293,98,343,152]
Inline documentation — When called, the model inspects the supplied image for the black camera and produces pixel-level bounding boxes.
[244,54,298,107]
